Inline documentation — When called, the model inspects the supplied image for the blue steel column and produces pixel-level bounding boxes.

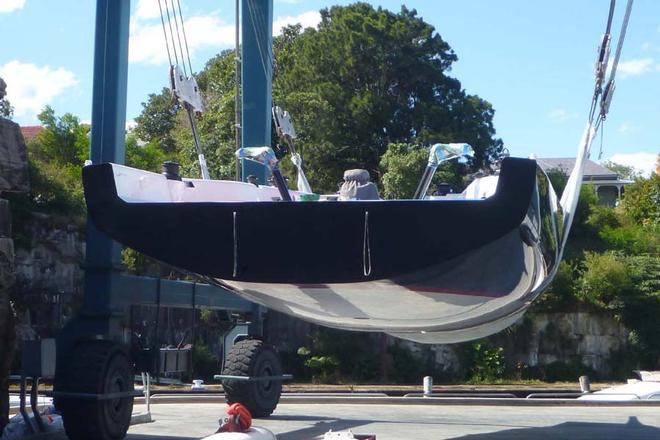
[84,0,131,312]
[241,0,273,149]
[241,0,273,335]
[240,0,273,186]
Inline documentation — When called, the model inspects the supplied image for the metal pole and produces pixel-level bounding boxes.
[241,0,273,150]
[234,0,242,181]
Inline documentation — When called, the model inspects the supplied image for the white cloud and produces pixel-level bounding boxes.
[547,108,577,122]
[130,14,234,65]
[273,11,321,34]
[0,60,78,118]
[617,122,637,134]
[608,152,659,177]
[134,0,161,21]
[0,0,25,13]
[130,9,320,66]
[617,58,655,78]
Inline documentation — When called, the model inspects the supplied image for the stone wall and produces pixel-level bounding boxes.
[266,311,630,380]
[13,214,84,336]
[514,312,630,374]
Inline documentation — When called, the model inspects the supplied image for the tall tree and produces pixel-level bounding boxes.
[34,106,89,166]
[134,89,180,153]
[273,4,504,191]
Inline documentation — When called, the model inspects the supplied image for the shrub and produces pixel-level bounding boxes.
[578,252,631,309]
[192,340,219,381]
[468,341,505,382]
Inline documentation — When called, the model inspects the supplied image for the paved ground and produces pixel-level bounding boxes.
[126,402,660,440]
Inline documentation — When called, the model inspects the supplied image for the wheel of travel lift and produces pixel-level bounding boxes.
[221,339,283,417]
[56,341,134,440]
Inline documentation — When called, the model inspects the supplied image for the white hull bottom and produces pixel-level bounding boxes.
[217,229,545,344]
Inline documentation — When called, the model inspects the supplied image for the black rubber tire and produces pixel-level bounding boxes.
[57,341,134,440]
[221,339,282,417]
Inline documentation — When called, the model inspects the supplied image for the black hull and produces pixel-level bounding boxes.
[83,158,538,285]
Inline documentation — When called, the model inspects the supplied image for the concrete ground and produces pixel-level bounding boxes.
[126,402,660,440]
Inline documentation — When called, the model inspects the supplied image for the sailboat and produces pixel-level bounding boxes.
[82,1,632,344]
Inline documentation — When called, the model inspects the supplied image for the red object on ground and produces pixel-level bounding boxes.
[217,403,253,433]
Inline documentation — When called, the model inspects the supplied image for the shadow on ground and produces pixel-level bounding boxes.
[276,416,660,440]
[448,417,660,440]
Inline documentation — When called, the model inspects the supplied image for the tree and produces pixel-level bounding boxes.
[380,143,428,199]
[602,161,641,180]
[579,251,631,310]
[0,97,13,120]
[125,134,165,173]
[272,4,504,191]
[379,142,465,199]
[619,174,660,226]
[134,89,179,153]
[33,106,89,166]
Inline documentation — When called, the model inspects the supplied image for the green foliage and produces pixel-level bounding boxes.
[467,341,505,382]
[297,348,340,383]
[534,261,577,310]
[617,255,660,366]
[379,143,465,199]
[600,223,660,254]
[34,106,89,166]
[293,329,385,383]
[297,345,340,383]
[7,160,86,247]
[379,143,428,199]
[578,252,631,309]
[602,161,641,180]
[121,248,151,275]
[125,134,166,172]
[192,340,219,381]
[587,204,620,231]
[572,185,599,234]
[619,174,660,226]
[0,97,13,119]
[199,309,214,325]
[7,106,88,239]
[271,4,503,191]
[134,89,179,153]
[545,167,568,197]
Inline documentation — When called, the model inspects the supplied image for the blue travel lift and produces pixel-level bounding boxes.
[14,1,283,439]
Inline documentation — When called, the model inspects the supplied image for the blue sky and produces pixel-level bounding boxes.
[1,0,658,173]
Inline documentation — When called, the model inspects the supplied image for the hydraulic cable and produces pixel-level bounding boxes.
[157,0,173,68]
[169,0,188,77]
[175,0,194,76]
[162,0,180,67]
